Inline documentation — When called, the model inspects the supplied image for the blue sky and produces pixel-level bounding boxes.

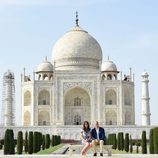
[0,0,158,125]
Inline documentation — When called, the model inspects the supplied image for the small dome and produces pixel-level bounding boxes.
[142,71,149,76]
[101,60,118,72]
[3,70,14,79]
[36,58,53,73]
[52,25,102,70]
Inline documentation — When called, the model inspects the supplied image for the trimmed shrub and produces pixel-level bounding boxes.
[124,133,129,152]
[136,142,139,153]
[45,134,50,149]
[4,129,15,155]
[28,131,33,154]
[4,129,10,154]
[130,135,133,153]
[17,131,23,154]
[42,135,45,150]
[33,131,38,153]
[24,131,28,153]
[112,134,117,149]
[51,135,54,146]
[57,135,61,145]
[39,132,43,150]
[0,139,4,145]
[9,129,15,154]
[149,128,154,154]
[117,132,124,151]
[141,131,147,154]
[153,127,158,154]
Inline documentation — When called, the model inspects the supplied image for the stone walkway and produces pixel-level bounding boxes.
[1,148,158,158]
[0,154,158,158]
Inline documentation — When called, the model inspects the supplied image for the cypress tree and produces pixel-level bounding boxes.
[130,135,133,153]
[124,133,129,152]
[24,131,28,153]
[45,134,50,149]
[149,128,154,154]
[28,131,33,154]
[153,127,158,154]
[9,129,15,154]
[117,132,124,150]
[17,131,23,154]
[42,135,45,150]
[33,132,38,153]
[51,135,54,146]
[39,132,43,150]
[112,134,117,149]
[4,129,10,154]
[141,131,147,154]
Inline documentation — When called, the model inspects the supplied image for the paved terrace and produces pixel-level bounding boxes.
[0,154,158,158]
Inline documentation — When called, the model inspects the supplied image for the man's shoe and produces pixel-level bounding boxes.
[93,153,97,156]
[100,153,103,156]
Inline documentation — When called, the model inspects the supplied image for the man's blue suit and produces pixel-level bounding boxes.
[91,127,105,140]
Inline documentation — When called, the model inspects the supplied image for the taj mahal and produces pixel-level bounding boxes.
[0,14,153,140]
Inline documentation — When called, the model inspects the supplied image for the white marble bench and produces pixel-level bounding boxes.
[69,144,112,156]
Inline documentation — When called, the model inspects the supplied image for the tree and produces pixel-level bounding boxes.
[45,134,50,149]
[33,132,38,153]
[117,132,124,150]
[4,129,15,155]
[42,135,45,150]
[28,131,33,154]
[4,129,10,155]
[17,131,23,154]
[24,131,28,153]
[153,127,158,154]
[124,133,129,152]
[112,134,117,149]
[141,131,147,154]
[149,128,154,154]
[129,135,133,153]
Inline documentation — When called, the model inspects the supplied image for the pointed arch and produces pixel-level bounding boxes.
[105,89,117,105]
[124,87,131,105]
[24,91,31,106]
[105,110,117,125]
[38,111,50,125]
[125,111,131,125]
[38,90,50,105]
[24,111,31,126]
[64,87,90,125]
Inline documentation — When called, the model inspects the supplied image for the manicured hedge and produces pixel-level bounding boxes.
[141,131,147,154]
[17,131,23,154]
[124,133,129,152]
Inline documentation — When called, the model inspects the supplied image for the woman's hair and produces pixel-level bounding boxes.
[82,121,90,131]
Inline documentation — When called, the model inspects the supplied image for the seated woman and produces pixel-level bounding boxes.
[80,121,92,155]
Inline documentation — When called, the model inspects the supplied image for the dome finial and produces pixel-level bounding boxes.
[108,56,110,61]
[75,11,79,26]
[45,56,47,62]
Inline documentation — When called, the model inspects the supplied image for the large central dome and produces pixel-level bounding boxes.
[52,25,102,71]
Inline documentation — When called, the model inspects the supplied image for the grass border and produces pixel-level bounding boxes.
[37,144,64,154]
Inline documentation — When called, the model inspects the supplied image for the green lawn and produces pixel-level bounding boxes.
[112,148,142,154]
[37,144,64,154]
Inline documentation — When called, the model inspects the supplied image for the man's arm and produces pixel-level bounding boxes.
[101,128,105,140]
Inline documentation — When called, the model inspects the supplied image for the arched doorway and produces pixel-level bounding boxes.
[24,111,31,126]
[105,110,117,125]
[64,87,90,125]
[24,91,31,106]
[38,111,50,126]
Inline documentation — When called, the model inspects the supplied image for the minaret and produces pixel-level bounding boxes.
[141,71,151,126]
[2,70,15,126]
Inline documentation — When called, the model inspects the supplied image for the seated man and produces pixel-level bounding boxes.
[91,121,105,156]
